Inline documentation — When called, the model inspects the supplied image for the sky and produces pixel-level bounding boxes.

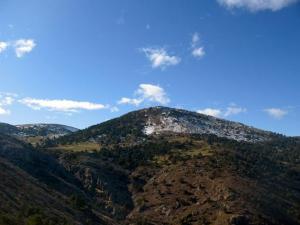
[0,0,299,136]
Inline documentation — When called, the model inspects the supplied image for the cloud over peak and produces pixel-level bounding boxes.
[118,84,170,106]
[264,108,288,119]
[224,106,247,117]
[197,104,247,118]
[217,0,299,12]
[118,97,143,106]
[197,108,222,117]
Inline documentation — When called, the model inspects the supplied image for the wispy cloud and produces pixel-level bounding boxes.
[19,98,107,112]
[0,107,10,115]
[264,108,288,119]
[0,39,36,58]
[224,105,247,117]
[15,39,36,58]
[197,104,246,118]
[118,84,170,106]
[0,93,15,115]
[141,48,181,69]
[217,0,299,12]
[110,106,119,112]
[118,97,143,106]
[0,42,9,53]
[191,33,205,59]
[192,33,200,48]
[192,47,205,58]
[197,108,222,117]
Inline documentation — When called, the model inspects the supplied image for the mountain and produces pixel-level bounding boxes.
[1,107,299,225]
[0,123,78,137]
[0,123,20,135]
[0,123,79,145]
[55,106,283,146]
[16,124,79,137]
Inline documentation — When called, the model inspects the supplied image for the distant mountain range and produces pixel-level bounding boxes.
[0,107,299,225]
[0,123,78,143]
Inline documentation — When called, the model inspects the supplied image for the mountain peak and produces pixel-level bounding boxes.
[56,107,282,146]
[135,107,278,142]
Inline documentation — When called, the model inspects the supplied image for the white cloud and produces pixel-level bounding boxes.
[0,42,9,53]
[197,104,246,118]
[0,107,10,115]
[264,108,288,119]
[19,98,107,112]
[0,96,14,105]
[110,106,119,112]
[224,106,247,117]
[118,84,170,106]
[197,108,222,117]
[0,94,15,115]
[137,84,170,104]
[15,39,36,58]
[192,47,205,58]
[217,0,299,11]
[141,48,181,69]
[118,97,143,106]
[192,33,200,48]
[191,33,205,59]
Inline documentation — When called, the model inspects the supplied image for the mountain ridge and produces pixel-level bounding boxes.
[0,107,299,225]
[0,122,79,139]
[54,106,285,147]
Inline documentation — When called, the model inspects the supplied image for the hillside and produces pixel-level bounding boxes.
[0,133,116,225]
[54,107,283,147]
[0,107,299,225]
[42,107,300,225]
[0,123,79,145]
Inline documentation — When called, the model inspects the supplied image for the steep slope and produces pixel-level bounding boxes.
[0,123,20,135]
[0,133,116,225]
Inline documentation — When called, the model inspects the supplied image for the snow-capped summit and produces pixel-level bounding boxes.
[141,107,280,142]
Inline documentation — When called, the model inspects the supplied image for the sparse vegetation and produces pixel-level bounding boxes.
[0,107,299,225]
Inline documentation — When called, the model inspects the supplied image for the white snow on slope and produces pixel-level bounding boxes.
[143,107,274,143]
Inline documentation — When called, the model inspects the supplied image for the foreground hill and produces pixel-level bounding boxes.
[0,133,116,225]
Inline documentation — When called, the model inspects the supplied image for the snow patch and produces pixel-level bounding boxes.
[142,109,272,143]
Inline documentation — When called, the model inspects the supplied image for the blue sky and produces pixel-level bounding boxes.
[0,0,299,136]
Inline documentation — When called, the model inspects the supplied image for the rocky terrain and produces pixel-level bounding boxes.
[0,107,299,225]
